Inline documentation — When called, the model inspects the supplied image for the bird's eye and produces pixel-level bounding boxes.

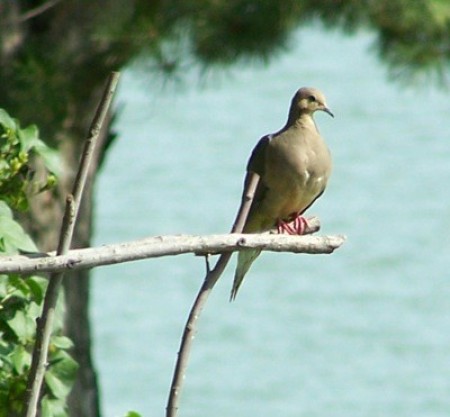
[308,95,316,102]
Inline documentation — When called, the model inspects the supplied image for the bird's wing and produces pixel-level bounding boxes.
[247,134,271,175]
[230,135,272,300]
[242,135,272,232]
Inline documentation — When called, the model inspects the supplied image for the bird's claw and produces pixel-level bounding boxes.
[277,215,308,235]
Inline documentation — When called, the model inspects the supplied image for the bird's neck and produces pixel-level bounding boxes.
[286,112,318,132]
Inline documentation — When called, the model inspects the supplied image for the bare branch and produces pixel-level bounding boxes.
[22,196,76,417]
[22,72,120,417]
[18,0,62,22]
[0,230,344,275]
[166,171,262,417]
[231,172,260,233]
[165,232,344,414]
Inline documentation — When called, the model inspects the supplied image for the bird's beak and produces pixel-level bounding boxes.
[322,106,334,118]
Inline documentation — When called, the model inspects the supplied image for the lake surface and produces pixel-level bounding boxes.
[92,25,450,417]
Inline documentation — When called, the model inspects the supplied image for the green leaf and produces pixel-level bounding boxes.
[124,412,142,417]
[41,395,67,417]
[18,125,41,152]
[51,336,74,350]
[8,275,31,297]
[0,201,12,218]
[46,350,78,398]
[0,109,17,131]
[45,370,71,399]
[0,392,8,417]
[33,140,61,176]
[10,345,31,374]
[0,212,37,254]
[6,310,36,343]
[17,123,61,175]
[25,276,45,305]
[0,275,8,297]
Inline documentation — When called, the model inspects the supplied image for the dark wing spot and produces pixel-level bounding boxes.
[247,134,271,176]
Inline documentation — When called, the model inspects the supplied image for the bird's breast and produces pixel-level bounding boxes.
[263,131,331,219]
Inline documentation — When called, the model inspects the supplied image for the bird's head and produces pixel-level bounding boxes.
[291,87,334,118]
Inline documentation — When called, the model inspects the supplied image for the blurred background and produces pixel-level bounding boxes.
[1,2,449,417]
[94,25,449,417]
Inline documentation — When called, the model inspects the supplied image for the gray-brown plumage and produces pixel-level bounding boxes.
[231,87,333,300]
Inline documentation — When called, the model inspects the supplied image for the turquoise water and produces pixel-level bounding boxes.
[92,26,450,417]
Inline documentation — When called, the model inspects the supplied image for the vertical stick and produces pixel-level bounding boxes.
[23,71,120,417]
[166,172,260,417]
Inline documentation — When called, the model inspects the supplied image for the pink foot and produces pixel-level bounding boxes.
[277,215,308,235]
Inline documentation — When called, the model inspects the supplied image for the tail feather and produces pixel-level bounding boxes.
[230,249,262,301]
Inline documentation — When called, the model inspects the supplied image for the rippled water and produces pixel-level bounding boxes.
[92,25,450,417]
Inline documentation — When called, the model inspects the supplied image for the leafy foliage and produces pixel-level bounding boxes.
[0,110,76,417]
[0,109,59,211]
[124,412,142,417]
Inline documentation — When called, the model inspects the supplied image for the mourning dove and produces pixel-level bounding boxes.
[230,87,333,300]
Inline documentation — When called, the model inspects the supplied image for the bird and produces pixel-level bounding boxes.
[230,87,334,300]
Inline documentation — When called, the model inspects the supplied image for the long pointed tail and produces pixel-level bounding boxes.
[230,248,262,301]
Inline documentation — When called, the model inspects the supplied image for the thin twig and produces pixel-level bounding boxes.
[18,0,62,22]
[0,217,339,275]
[204,255,211,274]
[166,172,260,417]
[22,72,120,417]
[22,196,74,417]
